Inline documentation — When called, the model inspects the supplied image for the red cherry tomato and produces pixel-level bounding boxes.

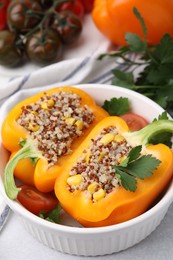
[120,113,149,131]
[80,0,94,13]
[56,0,84,19]
[17,185,59,215]
[0,0,10,30]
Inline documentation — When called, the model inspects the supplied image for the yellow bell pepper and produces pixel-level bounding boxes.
[92,0,173,46]
[2,86,108,199]
[55,116,173,227]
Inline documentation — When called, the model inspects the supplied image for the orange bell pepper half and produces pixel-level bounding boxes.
[55,116,173,227]
[2,86,108,199]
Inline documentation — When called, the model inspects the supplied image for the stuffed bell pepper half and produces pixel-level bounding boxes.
[2,86,108,199]
[55,116,173,227]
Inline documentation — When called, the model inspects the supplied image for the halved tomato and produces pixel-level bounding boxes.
[17,185,58,215]
[120,113,149,131]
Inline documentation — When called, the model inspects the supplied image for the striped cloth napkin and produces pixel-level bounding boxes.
[0,196,10,232]
[0,55,129,104]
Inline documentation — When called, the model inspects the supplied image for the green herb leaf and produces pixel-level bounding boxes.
[119,146,142,167]
[112,69,135,89]
[118,155,161,179]
[116,169,137,192]
[112,69,134,83]
[125,7,147,52]
[153,111,169,121]
[114,146,161,192]
[102,97,130,116]
[133,7,147,40]
[127,145,142,162]
[39,204,61,223]
[30,157,39,166]
[154,34,173,64]
[125,33,147,53]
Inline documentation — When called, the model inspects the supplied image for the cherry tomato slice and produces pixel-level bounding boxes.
[56,0,84,19]
[120,113,149,131]
[17,185,58,215]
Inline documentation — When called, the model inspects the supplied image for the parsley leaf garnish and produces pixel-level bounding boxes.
[99,7,173,117]
[39,204,62,223]
[114,146,161,192]
[102,97,130,116]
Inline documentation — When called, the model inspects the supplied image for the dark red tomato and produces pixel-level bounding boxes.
[7,0,42,34]
[17,185,59,215]
[0,0,10,30]
[80,0,94,13]
[0,30,23,67]
[52,10,82,44]
[25,29,62,65]
[120,113,149,131]
[57,0,84,19]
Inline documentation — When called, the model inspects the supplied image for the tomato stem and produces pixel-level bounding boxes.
[4,139,42,200]
[15,0,72,46]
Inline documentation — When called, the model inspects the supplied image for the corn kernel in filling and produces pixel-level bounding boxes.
[68,126,132,202]
[17,91,95,166]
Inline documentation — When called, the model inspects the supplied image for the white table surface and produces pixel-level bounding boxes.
[0,14,173,260]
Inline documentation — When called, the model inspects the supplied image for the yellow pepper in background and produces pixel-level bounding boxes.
[92,0,173,46]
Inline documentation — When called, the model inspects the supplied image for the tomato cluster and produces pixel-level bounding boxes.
[0,0,94,67]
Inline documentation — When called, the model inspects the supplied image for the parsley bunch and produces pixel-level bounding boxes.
[100,8,173,116]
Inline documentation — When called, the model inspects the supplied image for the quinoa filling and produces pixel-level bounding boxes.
[17,91,95,166]
[67,126,132,202]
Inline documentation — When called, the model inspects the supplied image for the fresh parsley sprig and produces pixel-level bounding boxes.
[39,204,62,223]
[102,97,130,116]
[114,145,161,192]
[99,7,173,116]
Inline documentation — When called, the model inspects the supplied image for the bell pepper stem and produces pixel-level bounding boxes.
[4,139,42,200]
[124,119,173,147]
